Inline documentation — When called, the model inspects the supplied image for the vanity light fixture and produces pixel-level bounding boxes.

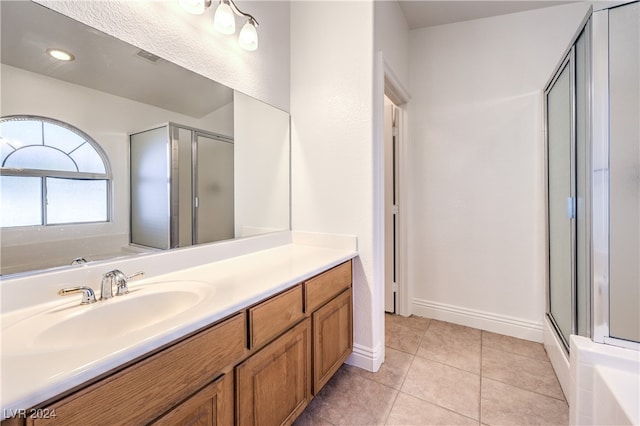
[179,0,259,51]
[213,0,236,34]
[46,48,75,62]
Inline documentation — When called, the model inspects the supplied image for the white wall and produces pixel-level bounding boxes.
[408,3,591,341]
[234,91,290,237]
[36,0,290,112]
[291,2,379,370]
[201,101,234,138]
[374,1,410,89]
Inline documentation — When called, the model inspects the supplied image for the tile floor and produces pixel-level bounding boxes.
[295,314,568,426]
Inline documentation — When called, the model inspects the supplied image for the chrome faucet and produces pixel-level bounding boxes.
[100,269,145,300]
[58,286,97,304]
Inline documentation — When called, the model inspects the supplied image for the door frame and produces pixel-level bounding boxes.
[377,53,411,317]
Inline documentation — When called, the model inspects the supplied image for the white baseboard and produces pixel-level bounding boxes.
[346,342,383,373]
[412,298,544,342]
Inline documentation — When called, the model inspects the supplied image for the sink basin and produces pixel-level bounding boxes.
[2,280,214,355]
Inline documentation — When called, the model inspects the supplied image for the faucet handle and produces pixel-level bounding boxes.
[58,286,97,305]
[115,271,145,296]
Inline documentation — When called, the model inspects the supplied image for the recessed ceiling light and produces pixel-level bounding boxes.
[46,48,75,62]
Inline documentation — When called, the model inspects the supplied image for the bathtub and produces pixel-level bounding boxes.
[570,335,640,425]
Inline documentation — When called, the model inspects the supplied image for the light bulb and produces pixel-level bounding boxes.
[238,20,258,51]
[46,48,75,61]
[213,1,235,35]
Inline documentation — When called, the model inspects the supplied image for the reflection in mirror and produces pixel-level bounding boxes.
[0,1,290,277]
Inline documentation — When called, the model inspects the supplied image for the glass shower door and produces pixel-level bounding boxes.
[547,60,574,349]
[546,20,592,350]
[194,134,234,244]
[609,2,640,343]
[130,126,171,250]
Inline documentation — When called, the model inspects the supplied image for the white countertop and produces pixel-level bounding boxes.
[0,242,357,416]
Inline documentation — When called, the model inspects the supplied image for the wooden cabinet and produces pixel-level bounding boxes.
[304,261,353,394]
[236,319,312,426]
[305,261,352,313]
[235,261,353,425]
[28,312,247,426]
[153,373,234,426]
[249,284,304,349]
[9,260,353,426]
[312,289,352,394]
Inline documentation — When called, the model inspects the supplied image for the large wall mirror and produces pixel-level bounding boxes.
[0,1,290,277]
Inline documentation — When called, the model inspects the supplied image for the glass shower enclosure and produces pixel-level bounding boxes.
[545,1,640,352]
[130,123,234,250]
[545,19,591,351]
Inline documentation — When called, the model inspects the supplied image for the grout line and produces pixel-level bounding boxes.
[382,386,402,425]
[481,376,569,403]
[393,387,482,424]
[385,315,567,423]
[395,344,416,392]
[387,316,483,424]
[482,344,551,363]
[410,351,482,377]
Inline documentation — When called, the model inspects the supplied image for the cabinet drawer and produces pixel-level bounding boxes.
[249,285,304,349]
[29,312,247,426]
[305,260,352,313]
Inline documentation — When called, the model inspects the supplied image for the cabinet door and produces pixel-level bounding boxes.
[153,373,234,426]
[312,289,352,394]
[236,318,311,426]
[28,313,246,426]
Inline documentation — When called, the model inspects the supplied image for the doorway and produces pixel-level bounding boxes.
[381,63,410,317]
[384,96,400,314]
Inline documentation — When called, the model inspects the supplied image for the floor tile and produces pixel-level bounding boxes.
[481,378,569,425]
[482,331,548,361]
[481,346,565,400]
[428,319,482,342]
[385,313,431,332]
[299,317,567,426]
[386,392,478,426]
[346,346,413,390]
[385,320,424,354]
[417,324,481,373]
[401,356,481,420]
[293,410,334,426]
[306,365,398,425]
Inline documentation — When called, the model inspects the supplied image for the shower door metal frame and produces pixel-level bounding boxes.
[168,123,234,248]
[590,8,610,347]
[190,130,234,246]
[591,4,640,350]
[543,8,598,355]
[544,51,578,353]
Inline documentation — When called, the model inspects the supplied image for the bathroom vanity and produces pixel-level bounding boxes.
[1,240,356,426]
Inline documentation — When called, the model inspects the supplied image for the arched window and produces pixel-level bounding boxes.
[0,116,111,227]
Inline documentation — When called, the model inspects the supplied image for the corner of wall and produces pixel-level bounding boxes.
[346,342,384,373]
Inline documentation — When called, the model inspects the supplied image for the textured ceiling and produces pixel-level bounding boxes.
[398,1,580,29]
[1,1,233,118]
